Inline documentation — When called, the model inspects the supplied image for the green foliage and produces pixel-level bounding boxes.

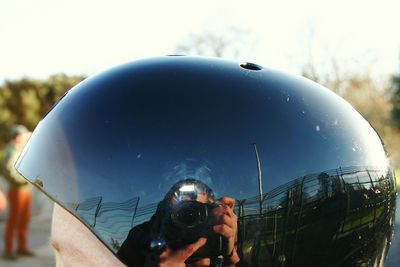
[0,74,85,149]
[390,75,400,129]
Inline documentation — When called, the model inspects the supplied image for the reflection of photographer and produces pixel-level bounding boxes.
[118,179,240,267]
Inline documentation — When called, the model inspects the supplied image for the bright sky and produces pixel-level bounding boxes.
[1,0,399,84]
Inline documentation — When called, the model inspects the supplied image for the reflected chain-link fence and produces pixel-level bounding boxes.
[67,166,396,265]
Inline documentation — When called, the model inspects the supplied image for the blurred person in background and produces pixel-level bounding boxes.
[0,184,6,215]
[1,125,34,260]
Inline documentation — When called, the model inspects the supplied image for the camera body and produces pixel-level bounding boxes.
[162,200,228,262]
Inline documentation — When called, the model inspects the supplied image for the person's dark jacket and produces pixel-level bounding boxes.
[117,221,152,267]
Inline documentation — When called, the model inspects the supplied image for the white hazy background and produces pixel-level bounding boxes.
[0,0,399,83]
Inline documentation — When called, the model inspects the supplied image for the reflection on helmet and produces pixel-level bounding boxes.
[165,178,215,204]
[118,179,228,265]
[16,56,396,266]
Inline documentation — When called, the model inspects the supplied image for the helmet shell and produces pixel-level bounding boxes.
[16,56,396,266]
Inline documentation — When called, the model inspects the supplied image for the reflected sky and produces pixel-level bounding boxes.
[17,57,389,210]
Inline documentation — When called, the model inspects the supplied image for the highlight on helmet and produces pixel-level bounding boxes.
[16,56,396,266]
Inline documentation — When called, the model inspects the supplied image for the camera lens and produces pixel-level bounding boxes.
[172,201,205,228]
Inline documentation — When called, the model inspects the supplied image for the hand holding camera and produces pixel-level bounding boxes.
[210,197,238,263]
[145,237,208,267]
[150,196,239,266]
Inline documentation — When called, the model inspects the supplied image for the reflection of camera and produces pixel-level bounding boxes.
[162,200,228,262]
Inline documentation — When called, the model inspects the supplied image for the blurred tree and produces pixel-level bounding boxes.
[0,78,42,136]
[303,63,400,167]
[339,75,400,166]
[0,74,85,150]
[174,27,255,60]
[390,75,400,128]
[38,74,85,115]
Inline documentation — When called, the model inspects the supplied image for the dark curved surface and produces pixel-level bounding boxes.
[16,56,396,266]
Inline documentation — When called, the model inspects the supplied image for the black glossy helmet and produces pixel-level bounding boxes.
[16,56,396,266]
